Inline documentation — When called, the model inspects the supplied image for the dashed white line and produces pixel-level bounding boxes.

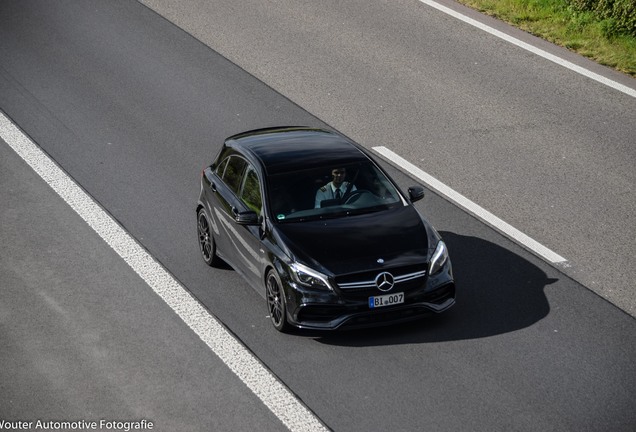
[0,111,329,432]
[374,146,568,265]
[418,0,636,99]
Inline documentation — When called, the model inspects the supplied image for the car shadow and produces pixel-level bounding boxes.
[212,257,234,271]
[313,231,558,346]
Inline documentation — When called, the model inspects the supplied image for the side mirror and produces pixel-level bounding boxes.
[235,210,260,225]
[408,186,425,203]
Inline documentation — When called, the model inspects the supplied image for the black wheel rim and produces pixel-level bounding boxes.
[266,273,284,327]
[198,212,212,262]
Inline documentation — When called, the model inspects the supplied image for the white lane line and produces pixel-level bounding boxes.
[374,146,568,265]
[0,111,329,432]
[418,0,636,99]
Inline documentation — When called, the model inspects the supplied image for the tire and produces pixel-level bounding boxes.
[266,270,290,332]
[197,208,219,266]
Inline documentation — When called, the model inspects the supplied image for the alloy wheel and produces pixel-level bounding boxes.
[197,209,216,266]
[266,271,289,332]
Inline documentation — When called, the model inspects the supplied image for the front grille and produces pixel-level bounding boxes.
[338,270,426,290]
[334,264,427,299]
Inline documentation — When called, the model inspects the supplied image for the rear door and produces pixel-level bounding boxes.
[210,155,264,287]
[208,154,247,268]
[233,164,266,288]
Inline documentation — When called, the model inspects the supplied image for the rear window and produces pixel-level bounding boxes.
[222,156,248,194]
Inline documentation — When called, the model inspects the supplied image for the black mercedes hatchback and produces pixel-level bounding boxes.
[196,127,455,331]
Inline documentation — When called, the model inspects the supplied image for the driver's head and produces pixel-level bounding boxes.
[331,168,346,187]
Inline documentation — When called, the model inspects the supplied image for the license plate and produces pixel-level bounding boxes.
[369,292,404,309]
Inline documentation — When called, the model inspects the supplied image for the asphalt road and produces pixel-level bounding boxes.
[1,1,634,431]
[141,0,636,317]
[0,139,284,432]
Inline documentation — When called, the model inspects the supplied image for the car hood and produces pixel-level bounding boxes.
[274,205,430,276]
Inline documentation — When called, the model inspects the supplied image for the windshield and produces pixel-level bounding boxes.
[267,161,405,222]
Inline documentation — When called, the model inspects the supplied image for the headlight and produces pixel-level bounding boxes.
[428,241,448,275]
[289,262,333,291]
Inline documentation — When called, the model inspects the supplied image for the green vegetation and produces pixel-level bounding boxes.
[454,0,636,76]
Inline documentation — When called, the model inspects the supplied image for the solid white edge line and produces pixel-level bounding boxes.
[373,146,568,265]
[418,0,636,99]
[0,111,329,432]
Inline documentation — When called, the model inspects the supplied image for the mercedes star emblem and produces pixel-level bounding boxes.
[375,272,395,292]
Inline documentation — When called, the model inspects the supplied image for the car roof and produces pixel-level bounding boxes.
[225,127,371,175]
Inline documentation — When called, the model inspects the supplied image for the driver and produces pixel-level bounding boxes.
[315,167,356,208]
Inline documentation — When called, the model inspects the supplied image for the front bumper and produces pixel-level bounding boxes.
[283,263,456,330]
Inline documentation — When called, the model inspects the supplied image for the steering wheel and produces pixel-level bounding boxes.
[344,190,371,204]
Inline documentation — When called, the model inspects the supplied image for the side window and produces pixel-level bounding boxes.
[223,156,248,194]
[215,157,229,177]
[240,167,262,216]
